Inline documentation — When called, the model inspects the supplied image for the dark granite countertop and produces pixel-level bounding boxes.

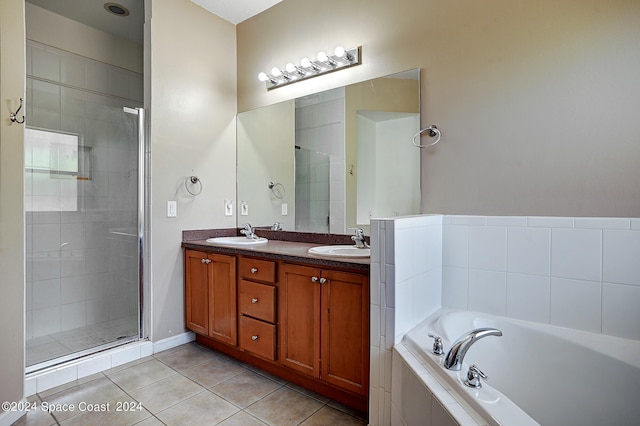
[182,229,370,271]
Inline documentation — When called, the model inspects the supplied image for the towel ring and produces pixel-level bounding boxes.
[185,176,203,196]
[412,125,441,148]
[268,181,286,199]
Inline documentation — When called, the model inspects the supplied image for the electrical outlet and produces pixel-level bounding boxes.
[224,199,233,216]
[281,203,288,215]
[167,201,177,217]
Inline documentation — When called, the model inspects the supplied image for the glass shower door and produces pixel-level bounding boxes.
[25,103,142,370]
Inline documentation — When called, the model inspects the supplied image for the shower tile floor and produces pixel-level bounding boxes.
[16,342,367,426]
[26,317,139,367]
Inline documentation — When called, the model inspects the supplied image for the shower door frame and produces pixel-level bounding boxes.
[25,106,148,374]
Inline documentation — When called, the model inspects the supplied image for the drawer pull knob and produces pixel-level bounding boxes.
[311,276,319,282]
[251,298,259,304]
[319,277,327,284]
[252,335,259,341]
[251,268,258,273]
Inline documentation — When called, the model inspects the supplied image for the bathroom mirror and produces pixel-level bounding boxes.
[236,69,420,234]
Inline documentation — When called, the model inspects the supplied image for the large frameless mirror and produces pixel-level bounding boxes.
[236,69,421,234]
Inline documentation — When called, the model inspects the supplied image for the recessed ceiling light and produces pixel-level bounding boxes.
[104,2,130,17]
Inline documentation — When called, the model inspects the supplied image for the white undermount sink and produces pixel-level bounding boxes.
[206,236,268,246]
[308,245,370,258]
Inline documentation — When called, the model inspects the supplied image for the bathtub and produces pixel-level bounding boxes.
[400,308,640,426]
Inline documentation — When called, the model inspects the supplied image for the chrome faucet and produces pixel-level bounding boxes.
[240,223,257,239]
[349,227,369,249]
[443,328,502,371]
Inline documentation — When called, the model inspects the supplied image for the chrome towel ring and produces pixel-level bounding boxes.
[185,176,203,196]
[412,125,441,148]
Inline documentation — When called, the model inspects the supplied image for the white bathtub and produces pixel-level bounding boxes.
[401,308,640,426]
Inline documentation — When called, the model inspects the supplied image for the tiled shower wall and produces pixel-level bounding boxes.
[25,40,143,340]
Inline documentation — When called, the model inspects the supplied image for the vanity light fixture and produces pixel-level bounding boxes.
[257,45,361,90]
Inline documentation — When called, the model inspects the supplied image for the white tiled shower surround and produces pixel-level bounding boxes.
[25,39,143,350]
[369,214,640,425]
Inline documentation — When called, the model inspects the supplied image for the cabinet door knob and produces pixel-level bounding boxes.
[252,335,259,341]
[311,276,318,282]
[251,267,258,274]
[319,277,327,284]
[201,258,211,264]
[251,298,259,304]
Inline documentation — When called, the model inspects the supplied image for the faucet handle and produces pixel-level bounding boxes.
[464,364,488,388]
[348,227,364,237]
[427,333,444,355]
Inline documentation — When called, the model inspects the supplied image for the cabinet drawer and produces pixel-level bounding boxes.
[239,280,276,323]
[239,257,276,282]
[240,316,276,360]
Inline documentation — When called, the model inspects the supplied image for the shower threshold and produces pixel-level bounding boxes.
[26,317,139,375]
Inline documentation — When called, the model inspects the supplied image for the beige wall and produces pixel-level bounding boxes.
[238,0,640,217]
[0,0,26,413]
[25,3,142,74]
[149,0,237,341]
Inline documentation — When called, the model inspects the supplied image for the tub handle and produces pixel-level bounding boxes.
[464,364,488,388]
[427,333,444,356]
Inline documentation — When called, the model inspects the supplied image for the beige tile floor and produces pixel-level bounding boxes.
[15,342,368,426]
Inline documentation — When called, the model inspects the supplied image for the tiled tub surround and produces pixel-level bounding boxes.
[369,215,640,425]
[441,215,640,340]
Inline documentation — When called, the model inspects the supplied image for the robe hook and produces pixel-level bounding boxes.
[10,98,25,124]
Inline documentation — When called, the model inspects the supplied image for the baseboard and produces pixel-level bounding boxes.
[152,331,195,354]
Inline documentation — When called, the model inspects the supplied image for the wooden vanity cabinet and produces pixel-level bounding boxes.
[184,249,237,346]
[279,263,370,397]
[185,247,370,411]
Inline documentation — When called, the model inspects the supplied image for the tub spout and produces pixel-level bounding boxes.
[444,327,502,371]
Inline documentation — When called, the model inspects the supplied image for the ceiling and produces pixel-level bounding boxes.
[26,0,283,45]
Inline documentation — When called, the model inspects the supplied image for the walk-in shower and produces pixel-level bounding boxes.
[24,39,145,372]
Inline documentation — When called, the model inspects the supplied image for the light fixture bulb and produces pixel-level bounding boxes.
[300,57,312,68]
[271,67,282,77]
[258,72,269,82]
[285,63,296,73]
[317,51,328,62]
[334,46,346,58]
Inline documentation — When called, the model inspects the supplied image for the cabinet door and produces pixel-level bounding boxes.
[279,264,321,377]
[321,270,370,396]
[184,250,209,335]
[209,253,237,346]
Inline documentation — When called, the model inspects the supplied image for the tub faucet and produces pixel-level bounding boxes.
[349,227,369,249]
[443,327,503,371]
[240,223,257,239]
